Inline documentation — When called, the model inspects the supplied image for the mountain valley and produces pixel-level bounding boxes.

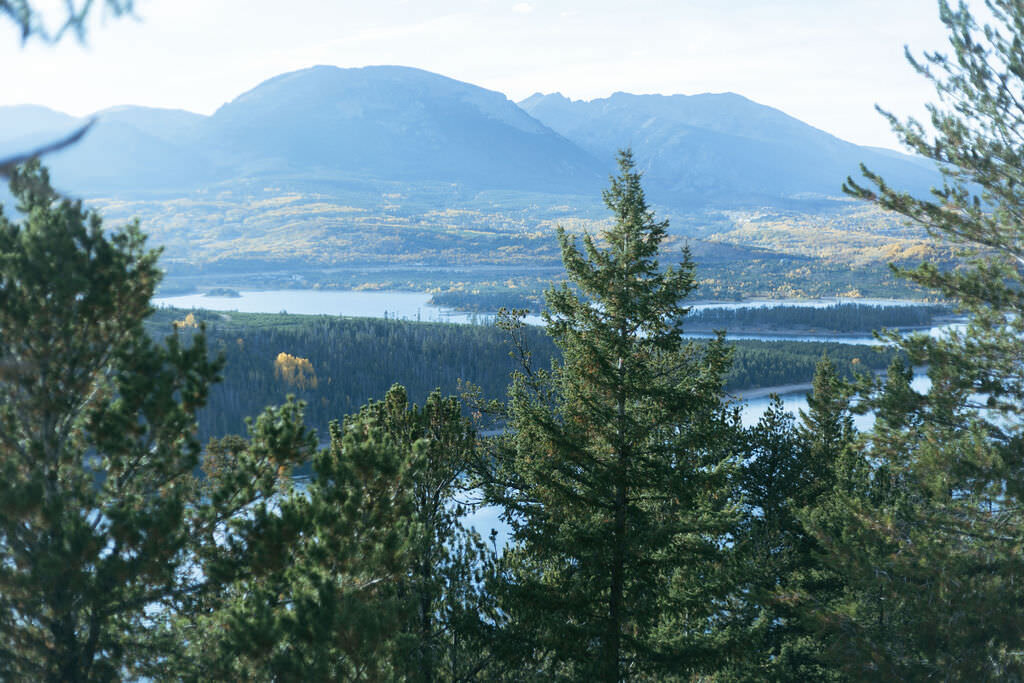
[0,64,948,301]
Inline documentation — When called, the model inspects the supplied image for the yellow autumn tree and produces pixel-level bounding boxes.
[274,352,318,390]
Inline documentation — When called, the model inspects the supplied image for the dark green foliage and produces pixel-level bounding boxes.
[429,288,543,313]
[723,339,895,392]
[146,305,898,444]
[724,358,857,682]
[810,0,1024,676]
[0,161,315,681]
[147,310,560,442]
[178,406,419,680]
[489,151,740,680]
[797,357,856,479]
[348,386,499,682]
[687,302,953,334]
[175,385,500,681]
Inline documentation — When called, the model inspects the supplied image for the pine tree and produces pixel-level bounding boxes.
[178,406,418,680]
[797,356,856,488]
[489,150,740,680]
[179,385,501,681]
[726,359,858,682]
[347,385,499,682]
[811,0,1024,676]
[0,161,315,681]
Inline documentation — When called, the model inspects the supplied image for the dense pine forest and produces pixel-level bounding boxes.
[148,308,897,443]
[3,1,1024,680]
[685,301,954,333]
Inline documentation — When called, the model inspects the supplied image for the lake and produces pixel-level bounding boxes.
[154,289,473,323]
[736,373,931,430]
[153,289,955,344]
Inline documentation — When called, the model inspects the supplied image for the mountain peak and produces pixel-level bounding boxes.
[194,64,602,192]
[0,65,934,206]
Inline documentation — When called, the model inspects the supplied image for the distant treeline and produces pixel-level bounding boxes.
[686,302,953,333]
[430,289,543,313]
[429,295,954,333]
[723,339,896,391]
[148,309,897,442]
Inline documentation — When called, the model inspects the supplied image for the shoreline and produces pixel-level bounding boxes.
[733,383,814,400]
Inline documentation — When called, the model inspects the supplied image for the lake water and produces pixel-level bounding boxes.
[154,289,955,344]
[154,289,475,323]
[736,373,931,429]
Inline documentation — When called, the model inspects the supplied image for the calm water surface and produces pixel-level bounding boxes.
[154,289,955,343]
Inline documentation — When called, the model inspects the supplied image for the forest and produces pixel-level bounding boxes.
[148,307,898,443]
[2,1,1024,681]
[684,301,954,333]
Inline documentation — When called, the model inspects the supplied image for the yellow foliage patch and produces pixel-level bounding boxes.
[274,352,318,390]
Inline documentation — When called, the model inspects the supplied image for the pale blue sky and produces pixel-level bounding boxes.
[2,0,955,149]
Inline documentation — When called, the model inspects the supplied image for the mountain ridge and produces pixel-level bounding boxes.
[518,90,936,205]
[0,64,936,208]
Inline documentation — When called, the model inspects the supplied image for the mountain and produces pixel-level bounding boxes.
[0,67,937,207]
[0,105,80,145]
[197,65,604,192]
[0,105,219,194]
[518,91,938,206]
[94,106,207,146]
[1,67,605,196]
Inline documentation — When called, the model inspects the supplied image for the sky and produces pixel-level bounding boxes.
[1,0,955,150]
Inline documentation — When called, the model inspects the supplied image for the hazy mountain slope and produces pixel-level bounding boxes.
[519,91,938,206]
[0,105,79,145]
[0,105,217,195]
[1,70,937,207]
[1,67,606,196]
[43,118,220,193]
[95,106,207,145]
[199,65,605,192]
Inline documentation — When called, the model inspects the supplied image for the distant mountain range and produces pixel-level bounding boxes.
[519,91,937,206]
[0,64,937,208]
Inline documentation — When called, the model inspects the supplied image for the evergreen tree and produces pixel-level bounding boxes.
[797,356,856,490]
[727,358,858,682]
[0,161,314,681]
[349,385,499,682]
[489,150,740,680]
[811,0,1024,676]
[180,385,501,681]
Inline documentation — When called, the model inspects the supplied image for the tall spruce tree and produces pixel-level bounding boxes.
[489,150,740,680]
[0,161,315,681]
[808,0,1024,677]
